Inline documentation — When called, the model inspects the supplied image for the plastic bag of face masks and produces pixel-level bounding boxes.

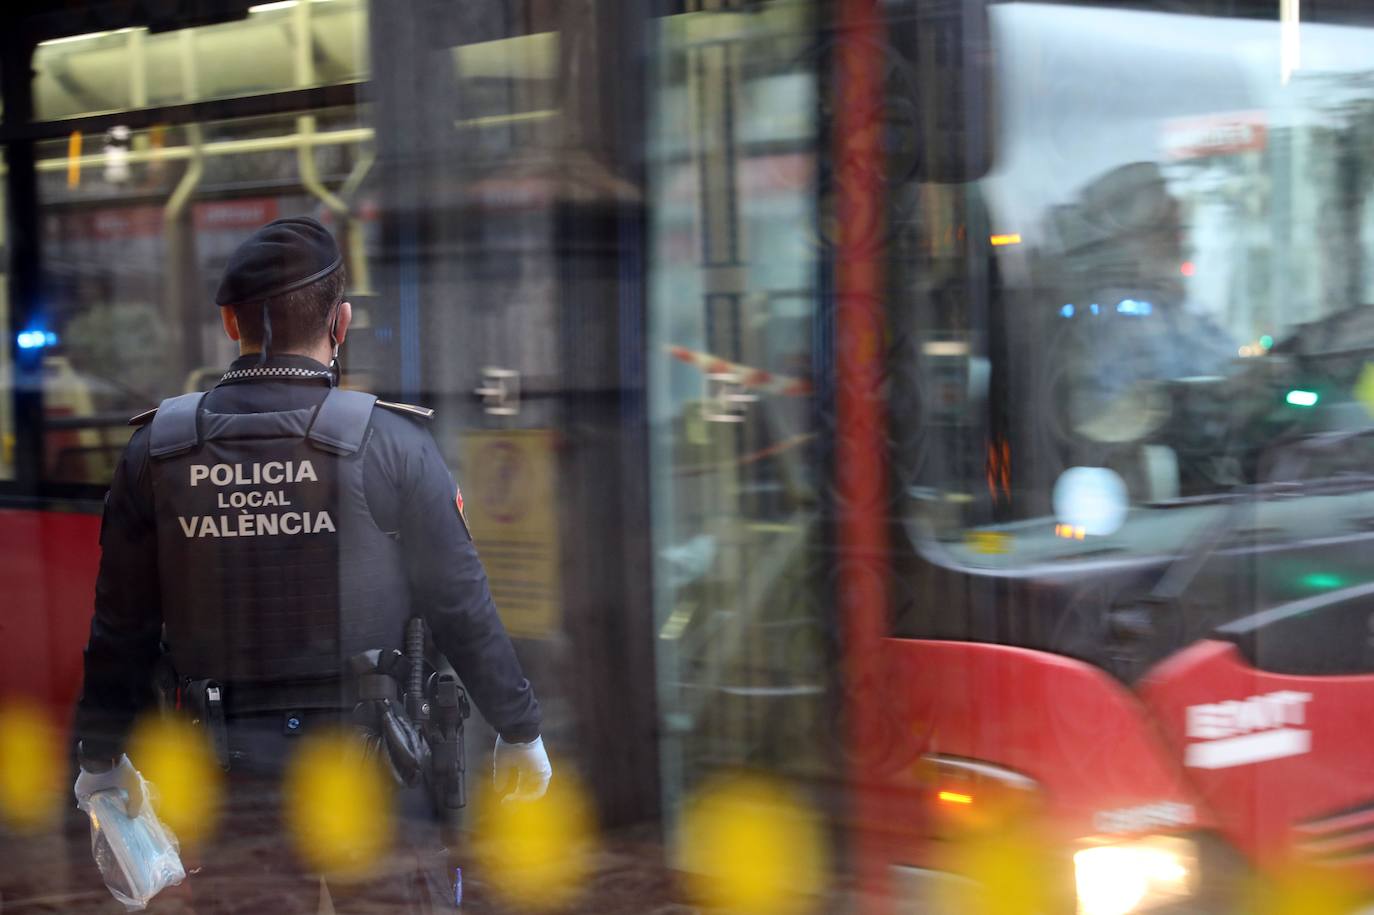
[79,780,187,910]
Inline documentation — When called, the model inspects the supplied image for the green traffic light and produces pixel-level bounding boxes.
[1286,390,1319,407]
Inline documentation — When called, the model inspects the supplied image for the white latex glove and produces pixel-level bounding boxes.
[74,755,147,818]
[492,735,552,802]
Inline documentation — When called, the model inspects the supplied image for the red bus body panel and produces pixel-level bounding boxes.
[882,636,1374,886]
[0,509,100,723]
[881,639,1205,853]
[1141,639,1374,872]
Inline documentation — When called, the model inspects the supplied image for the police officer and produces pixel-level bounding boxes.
[71,217,552,909]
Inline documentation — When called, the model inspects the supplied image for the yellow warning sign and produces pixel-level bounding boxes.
[460,429,561,639]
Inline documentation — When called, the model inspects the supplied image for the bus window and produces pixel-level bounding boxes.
[33,0,368,121]
[32,5,375,485]
[892,2,1374,663]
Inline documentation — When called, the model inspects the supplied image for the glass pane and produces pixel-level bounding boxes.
[33,0,368,121]
[35,105,375,484]
[894,3,1374,660]
[648,1,824,812]
[879,5,1374,908]
[0,172,12,481]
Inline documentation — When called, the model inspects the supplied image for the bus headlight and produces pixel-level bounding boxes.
[1074,835,1195,915]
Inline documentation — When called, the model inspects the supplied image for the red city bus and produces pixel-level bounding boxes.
[837,2,1374,912]
[5,1,1374,912]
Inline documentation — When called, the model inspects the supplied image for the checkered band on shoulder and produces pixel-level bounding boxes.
[220,366,333,382]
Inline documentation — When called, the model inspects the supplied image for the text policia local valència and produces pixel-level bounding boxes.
[178,461,336,539]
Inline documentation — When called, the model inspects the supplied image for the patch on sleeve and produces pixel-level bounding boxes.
[455,486,467,523]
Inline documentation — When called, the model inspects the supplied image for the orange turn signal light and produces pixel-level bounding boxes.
[938,791,974,806]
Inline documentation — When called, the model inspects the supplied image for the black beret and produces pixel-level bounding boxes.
[214,216,342,307]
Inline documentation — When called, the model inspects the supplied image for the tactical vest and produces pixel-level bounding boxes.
[146,388,410,701]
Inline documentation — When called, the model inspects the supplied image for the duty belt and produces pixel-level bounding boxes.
[213,678,349,716]
[176,676,349,770]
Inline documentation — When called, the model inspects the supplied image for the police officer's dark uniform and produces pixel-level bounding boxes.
[73,218,543,912]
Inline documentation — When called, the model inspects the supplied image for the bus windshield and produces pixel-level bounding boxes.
[902,3,1374,565]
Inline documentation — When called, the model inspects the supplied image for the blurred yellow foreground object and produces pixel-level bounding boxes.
[0,696,62,830]
[938,825,1059,915]
[475,771,595,910]
[678,772,827,915]
[127,713,223,847]
[1244,863,1365,915]
[283,728,394,880]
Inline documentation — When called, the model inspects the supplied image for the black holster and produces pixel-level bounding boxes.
[347,619,470,829]
[403,617,470,824]
[427,672,470,837]
[348,649,430,787]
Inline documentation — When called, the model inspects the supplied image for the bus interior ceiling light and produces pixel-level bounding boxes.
[1286,389,1319,407]
[1061,304,1075,318]
[924,341,969,357]
[39,28,135,46]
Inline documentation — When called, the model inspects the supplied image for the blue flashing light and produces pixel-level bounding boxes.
[1090,303,1100,315]
[1115,299,1154,317]
[1061,304,1075,318]
[17,329,58,350]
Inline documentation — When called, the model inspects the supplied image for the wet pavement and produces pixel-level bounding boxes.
[0,812,695,915]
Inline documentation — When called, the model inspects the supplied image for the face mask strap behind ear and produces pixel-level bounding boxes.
[329,304,342,387]
[259,301,273,366]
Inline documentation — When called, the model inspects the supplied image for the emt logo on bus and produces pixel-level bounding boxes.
[1184,691,1312,769]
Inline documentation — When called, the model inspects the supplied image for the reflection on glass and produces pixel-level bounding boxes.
[0,176,11,480]
[903,3,1374,536]
[35,106,375,484]
[33,0,368,121]
[649,0,825,814]
[9,0,1374,910]
[895,2,1374,679]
